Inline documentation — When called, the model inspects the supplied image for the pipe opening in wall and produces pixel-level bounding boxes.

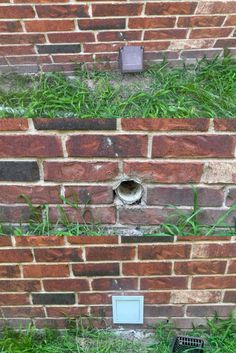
[115,179,144,205]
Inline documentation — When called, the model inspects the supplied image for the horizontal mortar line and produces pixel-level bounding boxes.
[1,157,236,163]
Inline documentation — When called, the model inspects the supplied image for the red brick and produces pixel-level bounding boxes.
[144,29,187,40]
[0,186,61,204]
[66,135,148,158]
[214,119,236,131]
[0,265,20,278]
[67,236,118,245]
[171,290,222,304]
[192,276,236,289]
[35,318,68,329]
[78,292,112,305]
[124,162,203,183]
[92,4,143,17]
[0,135,63,158]
[174,261,226,275]
[192,243,236,258]
[0,294,29,306]
[46,307,88,318]
[97,31,142,42]
[0,249,33,263]
[49,206,116,225]
[90,306,112,317]
[119,208,170,225]
[147,187,224,207]
[43,279,89,292]
[121,118,210,131]
[178,16,225,28]
[0,119,28,131]
[122,262,172,276]
[73,263,119,277]
[146,2,197,15]
[0,21,23,33]
[86,246,135,261]
[15,236,65,247]
[226,188,236,206]
[224,291,236,302]
[225,15,236,26]
[34,248,83,263]
[23,264,70,278]
[152,135,236,158]
[139,245,191,260]
[141,277,188,290]
[65,186,113,205]
[129,17,176,29]
[25,20,75,32]
[145,305,184,317]
[190,28,232,39]
[228,260,236,273]
[48,32,95,43]
[44,162,119,182]
[2,307,45,318]
[0,206,32,222]
[197,2,236,14]
[186,305,235,317]
[92,278,138,291]
[0,6,35,19]
[36,5,89,19]
[0,236,12,247]
[0,280,40,292]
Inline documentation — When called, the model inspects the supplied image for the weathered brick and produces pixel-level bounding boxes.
[124,162,203,183]
[0,280,40,292]
[66,135,148,158]
[139,245,191,260]
[33,118,116,130]
[122,262,172,276]
[92,278,138,291]
[228,260,236,273]
[92,4,143,17]
[0,119,28,131]
[44,162,119,182]
[49,206,116,225]
[224,291,236,302]
[23,264,70,278]
[33,293,75,305]
[43,279,89,292]
[35,318,69,329]
[121,118,210,131]
[141,277,188,290]
[15,236,65,247]
[147,187,224,207]
[192,276,236,289]
[0,265,20,278]
[2,307,45,318]
[119,208,170,225]
[174,261,226,275]
[0,186,61,204]
[0,294,29,306]
[0,135,63,157]
[34,248,83,263]
[0,162,39,181]
[0,237,12,247]
[46,307,88,318]
[171,290,222,304]
[36,5,89,19]
[192,243,236,258]
[73,263,119,277]
[86,246,135,261]
[145,305,184,317]
[186,305,235,317]
[65,186,113,205]
[67,236,118,245]
[152,135,236,158]
[0,249,33,263]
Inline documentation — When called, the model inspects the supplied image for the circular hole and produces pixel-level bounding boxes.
[115,179,143,205]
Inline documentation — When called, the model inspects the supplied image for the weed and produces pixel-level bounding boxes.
[0,56,235,118]
[0,315,235,352]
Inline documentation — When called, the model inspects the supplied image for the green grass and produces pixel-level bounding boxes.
[0,192,236,236]
[0,55,235,118]
[0,315,235,352]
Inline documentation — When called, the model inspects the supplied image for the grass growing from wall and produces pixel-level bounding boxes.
[0,193,236,236]
[0,56,235,118]
[0,315,235,352]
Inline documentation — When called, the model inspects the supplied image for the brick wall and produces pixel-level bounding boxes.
[0,118,236,233]
[0,1,235,73]
[0,235,235,329]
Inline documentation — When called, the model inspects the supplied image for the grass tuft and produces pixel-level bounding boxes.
[0,56,235,118]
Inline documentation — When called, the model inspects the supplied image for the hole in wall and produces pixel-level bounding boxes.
[115,179,144,205]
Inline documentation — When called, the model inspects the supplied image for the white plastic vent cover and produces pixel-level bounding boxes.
[112,296,144,324]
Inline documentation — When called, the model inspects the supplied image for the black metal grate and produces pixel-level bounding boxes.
[171,335,204,353]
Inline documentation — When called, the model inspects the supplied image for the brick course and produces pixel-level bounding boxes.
[0,1,235,72]
[0,118,236,230]
[0,236,235,329]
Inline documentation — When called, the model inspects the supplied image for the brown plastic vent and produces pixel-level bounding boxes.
[171,336,204,353]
